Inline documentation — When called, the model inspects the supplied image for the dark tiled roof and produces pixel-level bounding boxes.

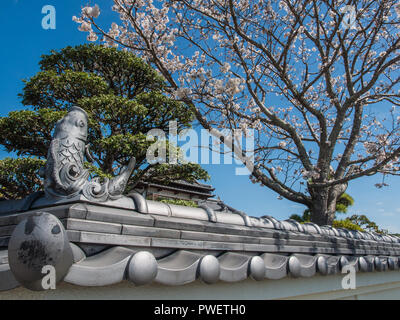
[137,179,215,192]
[136,181,215,198]
[171,179,215,190]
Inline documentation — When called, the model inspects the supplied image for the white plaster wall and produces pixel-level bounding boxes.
[1,271,400,300]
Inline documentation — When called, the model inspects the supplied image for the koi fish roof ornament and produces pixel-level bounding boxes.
[44,106,136,202]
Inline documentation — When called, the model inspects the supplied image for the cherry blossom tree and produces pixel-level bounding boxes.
[74,0,400,225]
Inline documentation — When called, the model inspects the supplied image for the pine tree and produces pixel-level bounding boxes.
[0,44,208,200]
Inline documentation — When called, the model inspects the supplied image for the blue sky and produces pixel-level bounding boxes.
[1,0,400,233]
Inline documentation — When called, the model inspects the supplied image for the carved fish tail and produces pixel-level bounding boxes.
[108,157,136,199]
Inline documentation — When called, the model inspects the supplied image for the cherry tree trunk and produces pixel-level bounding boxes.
[309,183,347,226]
[310,191,337,226]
